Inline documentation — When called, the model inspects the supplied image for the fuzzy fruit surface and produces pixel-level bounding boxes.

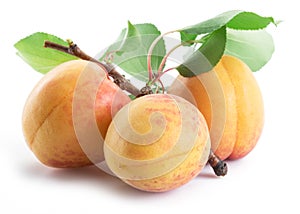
[104,94,211,192]
[22,60,130,168]
[168,55,264,160]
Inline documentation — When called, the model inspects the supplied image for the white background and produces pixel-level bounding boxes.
[1,0,299,213]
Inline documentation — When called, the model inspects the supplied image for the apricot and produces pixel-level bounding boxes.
[104,94,210,192]
[22,60,130,168]
[168,55,264,160]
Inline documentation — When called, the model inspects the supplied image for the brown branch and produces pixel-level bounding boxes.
[44,40,140,96]
[208,150,228,176]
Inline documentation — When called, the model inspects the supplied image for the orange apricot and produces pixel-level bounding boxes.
[22,60,130,167]
[104,94,210,192]
[168,55,264,160]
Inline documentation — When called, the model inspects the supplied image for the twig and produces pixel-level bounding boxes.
[208,150,228,176]
[44,40,140,96]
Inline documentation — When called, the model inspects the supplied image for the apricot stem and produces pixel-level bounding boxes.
[44,41,140,96]
[135,85,153,98]
[208,150,228,176]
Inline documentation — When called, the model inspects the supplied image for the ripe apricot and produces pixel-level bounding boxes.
[22,60,130,168]
[168,55,264,160]
[104,94,210,192]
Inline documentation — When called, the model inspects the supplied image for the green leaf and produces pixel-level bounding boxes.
[177,10,276,75]
[179,10,275,46]
[200,26,227,65]
[116,21,143,54]
[225,28,274,71]
[227,12,275,30]
[14,32,77,74]
[100,23,165,82]
[180,31,197,46]
[177,26,227,77]
[181,10,242,35]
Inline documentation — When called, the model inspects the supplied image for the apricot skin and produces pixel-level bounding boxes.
[22,60,130,168]
[104,94,210,192]
[168,55,264,160]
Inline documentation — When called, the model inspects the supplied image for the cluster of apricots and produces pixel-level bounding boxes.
[22,55,264,192]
